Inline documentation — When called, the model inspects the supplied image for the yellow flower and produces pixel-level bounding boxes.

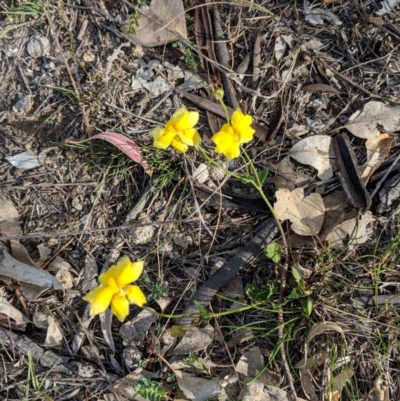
[211,109,255,160]
[151,106,201,153]
[82,256,146,323]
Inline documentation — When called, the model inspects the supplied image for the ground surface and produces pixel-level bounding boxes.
[1,0,400,400]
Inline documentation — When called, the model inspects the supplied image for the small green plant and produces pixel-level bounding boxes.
[148,279,168,301]
[126,0,143,34]
[22,351,56,401]
[134,376,168,401]
[172,40,199,71]
[288,267,313,317]
[185,352,200,366]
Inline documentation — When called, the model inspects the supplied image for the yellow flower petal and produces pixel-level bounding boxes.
[223,143,241,160]
[111,294,130,322]
[171,138,189,153]
[99,257,144,289]
[231,109,252,128]
[124,285,147,307]
[179,128,201,146]
[239,127,255,143]
[151,127,175,149]
[82,285,117,316]
[171,106,188,122]
[174,110,199,131]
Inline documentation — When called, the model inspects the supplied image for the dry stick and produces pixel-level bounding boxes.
[317,58,380,99]
[41,1,92,139]
[212,5,240,110]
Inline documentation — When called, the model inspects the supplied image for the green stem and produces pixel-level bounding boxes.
[219,99,230,124]
[241,147,287,248]
[197,146,242,180]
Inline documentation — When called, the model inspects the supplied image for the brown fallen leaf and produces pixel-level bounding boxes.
[345,101,400,140]
[360,133,393,184]
[0,296,30,327]
[275,156,310,190]
[289,135,334,180]
[296,321,345,369]
[299,351,326,401]
[274,188,325,236]
[10,241,57,300]
[169,324,214,356]
[362,377,390,401]
[302,83,339,94]
[0,194,20,237]
[0,249,63,291]
[325,211,375,249]
[125,0,187,47]
[329,367,354,401]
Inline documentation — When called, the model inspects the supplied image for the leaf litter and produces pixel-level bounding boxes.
[1,0,400,399]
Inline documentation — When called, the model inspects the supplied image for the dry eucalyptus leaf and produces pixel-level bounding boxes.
[362,378,390,401]
[289,135,334,180]
[43,315,63,348]
[318,190,358,240]
[345,101,400,140]
[235,347,280,387]
[82,254,98,292]
[286,124,309,139]
[325,211,375,249]
[330,367,354,401]
[101,309,115,353]
[299,351,326,401]
[0,195,20,237]
[37,244,51,266]
[127,0,187,47]
[239,382,306,401]
[10,241,54,300]
[274,188,325,236]
[119,297,170,344]
[296,322,345,369]
[0,296,30,326]
[5,150,46,170]
[169,324,214,356]
[275,156,310,190]
[192,163,209,184]
[274,36,287,61]
[0,250,63,290]
[376,0,400,15]
[176,370,220,401]
[360,134,393,184]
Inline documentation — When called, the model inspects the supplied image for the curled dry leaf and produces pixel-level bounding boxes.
[325,211,375,249]
[169,324,214,356]
[360,133,393,184]
[345,101,400,140]
[274,188,325,236]
[296,322,345,369]
[125,0,187,47]
[289,135,334,180]
[0,250,63,291]
[43,315,63,348]
[0,296,30,327]
[67,132,151,175]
